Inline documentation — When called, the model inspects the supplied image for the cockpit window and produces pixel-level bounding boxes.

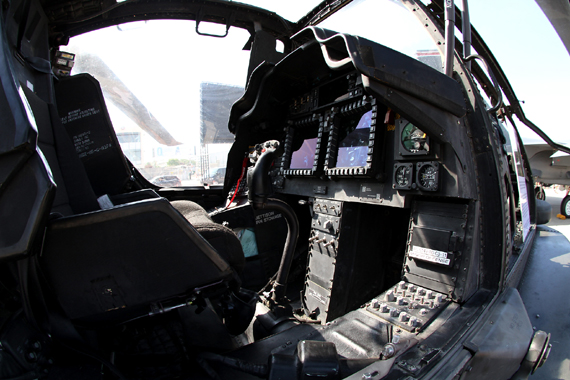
[66,20,251,187]
[240,0,323,22]
[318,0,443,71]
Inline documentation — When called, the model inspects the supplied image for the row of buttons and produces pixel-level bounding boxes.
[366,281,449,332]
[369,299,423,327]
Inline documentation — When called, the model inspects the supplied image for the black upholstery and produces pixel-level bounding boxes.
[41,198,233,321]
[172,200,245,274]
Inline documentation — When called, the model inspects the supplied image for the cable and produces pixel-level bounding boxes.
[226,156,248,209]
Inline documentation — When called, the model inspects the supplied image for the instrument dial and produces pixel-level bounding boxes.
[416,162,439,191]
[393,163,413,190]
[401,122,429,154]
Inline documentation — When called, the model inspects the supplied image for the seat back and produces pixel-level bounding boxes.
[54,74,134,197]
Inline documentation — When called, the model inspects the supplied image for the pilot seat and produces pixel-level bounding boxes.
[22,72,251,349]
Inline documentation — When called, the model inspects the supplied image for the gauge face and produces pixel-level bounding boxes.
[417,162,439,191]
[401,122,429,154]
[394,164,412,189]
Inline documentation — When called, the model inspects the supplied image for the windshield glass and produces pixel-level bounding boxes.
[66,20,251,187]
[241,0,322,22]
[318,0,442,70]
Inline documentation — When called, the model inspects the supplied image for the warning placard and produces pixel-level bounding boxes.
[409,245,451,266]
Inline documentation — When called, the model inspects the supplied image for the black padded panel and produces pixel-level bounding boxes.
[7,0,53,103]
[55,74,132,197]
[38,143,72,215]
[171,200,245,274]
[25,86,71,215]
[41,198,233,321]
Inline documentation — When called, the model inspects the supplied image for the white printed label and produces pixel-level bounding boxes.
[517,175,530,241]
[409,245,451,266]
[307,288,328,306]
[255,211,282,225]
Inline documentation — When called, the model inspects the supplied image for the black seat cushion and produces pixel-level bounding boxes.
[171,200,245,274]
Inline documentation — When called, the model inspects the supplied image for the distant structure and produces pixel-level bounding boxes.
[199,82,244,181]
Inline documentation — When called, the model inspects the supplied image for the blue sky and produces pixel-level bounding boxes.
[467,0,570,144]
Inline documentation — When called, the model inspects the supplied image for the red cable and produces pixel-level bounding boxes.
[226,156,249,208]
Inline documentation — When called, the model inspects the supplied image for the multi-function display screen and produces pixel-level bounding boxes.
[283,79,378,177]
[290,137,318,169]
[336,110,372,167]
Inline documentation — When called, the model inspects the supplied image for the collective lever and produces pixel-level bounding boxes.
[247,141,299,304]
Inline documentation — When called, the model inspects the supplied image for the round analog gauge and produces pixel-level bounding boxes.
[417,162,439,191]
[402,122,429,153]
[394,165,412,189]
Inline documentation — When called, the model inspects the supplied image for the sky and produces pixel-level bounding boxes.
[466,0,570,144]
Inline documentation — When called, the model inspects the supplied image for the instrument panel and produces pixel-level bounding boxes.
[275,70,443,204]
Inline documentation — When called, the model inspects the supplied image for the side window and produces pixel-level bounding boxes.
[66,20,251,186]
[116,132,141,164]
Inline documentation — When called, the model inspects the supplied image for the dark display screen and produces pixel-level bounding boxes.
[336,110,372,167]
[290,137,318,169]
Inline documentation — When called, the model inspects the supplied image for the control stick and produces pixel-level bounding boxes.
[248,142,299,304]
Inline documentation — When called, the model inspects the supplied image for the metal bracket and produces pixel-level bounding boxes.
[464,54,503,114]
[195,7,236,38]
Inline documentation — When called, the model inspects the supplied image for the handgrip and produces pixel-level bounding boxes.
[247,145,277,209]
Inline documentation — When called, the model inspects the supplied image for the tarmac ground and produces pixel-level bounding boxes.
[519,187,570,380]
